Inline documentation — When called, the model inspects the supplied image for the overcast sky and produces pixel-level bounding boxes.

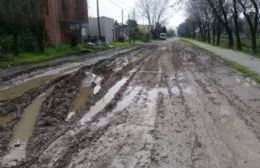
[88,0,186,30]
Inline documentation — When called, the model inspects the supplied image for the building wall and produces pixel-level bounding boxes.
[44,0,88,45]
[44,0,62,45]
[89,17,114,43]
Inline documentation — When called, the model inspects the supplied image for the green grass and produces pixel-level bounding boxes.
[0,45,87,68]
[206,36,260,58]
[181,38,260,84]
[0,41,144,68]
[183,36,260,58]
[227,62,260,83]
[111,41,137,48]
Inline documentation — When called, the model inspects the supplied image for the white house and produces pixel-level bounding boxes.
[88,17,115,43]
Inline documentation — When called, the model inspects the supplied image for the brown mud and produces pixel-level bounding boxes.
[1,42,260,168]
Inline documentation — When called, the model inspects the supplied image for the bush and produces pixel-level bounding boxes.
[0,34,13,53]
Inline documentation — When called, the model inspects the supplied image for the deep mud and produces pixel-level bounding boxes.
[1,41,260,168]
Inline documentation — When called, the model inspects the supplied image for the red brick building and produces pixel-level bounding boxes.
[44,0,88,45]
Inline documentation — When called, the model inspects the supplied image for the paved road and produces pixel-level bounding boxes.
[185,39,260,75]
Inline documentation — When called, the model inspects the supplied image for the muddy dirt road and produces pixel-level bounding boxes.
[1,41,260,168]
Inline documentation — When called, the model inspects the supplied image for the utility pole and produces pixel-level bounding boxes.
[97,0,101,40]
[133,9,136,20]
[121,10,124,25]
[121,10,124,41]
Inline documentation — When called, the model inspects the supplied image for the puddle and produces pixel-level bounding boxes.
[66,111,76,122]
[0,114,13,127]
[94,86,142,127]
[112,86,142,113]
[11,86,54,143]
[80,77,129,125]
[94,87,142,127]
[0,75,56,101]
[67,86,92,122]
[68,87,92,119]
[93,77,103,95]
[113,57,129,72]
[94,86,168,128]
[0,63,83,101]
[1,86,54,167]
[66,73,102,121]
[171,86,180,96]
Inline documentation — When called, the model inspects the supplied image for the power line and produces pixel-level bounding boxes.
[106,0,128,11]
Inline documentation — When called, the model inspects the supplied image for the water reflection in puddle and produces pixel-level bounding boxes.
[1,86,54,167]
[12,87,54,143]
[0,114,13,127]
[93,77,103,95]
[0,63,83,101]
[66,73,102,121]
[80,77,129,125]
[112,86,142,113]
[0,75,56,101]
[94,86,168,127]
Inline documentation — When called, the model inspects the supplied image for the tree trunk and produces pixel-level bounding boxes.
[237,0,259,52]
[252,30,257,53]
[207,29,211,44]
[233,0,242,50]
[217,33,221,46]
[216,22,221,46]
[12,32,18,55]
[234,22,242,50]
[212,23,216,45]
[226,28,234,48]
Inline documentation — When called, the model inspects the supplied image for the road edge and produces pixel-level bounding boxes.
[181,38,260,84]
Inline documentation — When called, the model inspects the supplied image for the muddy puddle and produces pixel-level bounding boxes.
[66,73,102,121]
[94,86,142,127]
[0,75,56,101]
[93,76,102,95]
[80,77,129,125]
[0,63,84,101]
[1,86,54,167]
[67,86,92,121]
[0,114,13,127]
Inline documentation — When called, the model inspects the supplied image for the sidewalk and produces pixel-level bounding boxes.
[185,39,260,75]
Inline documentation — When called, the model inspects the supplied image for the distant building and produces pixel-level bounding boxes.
[114,22,128,42]
[44,0,88,45]
[88,17,114,43]
[138,24,151,34]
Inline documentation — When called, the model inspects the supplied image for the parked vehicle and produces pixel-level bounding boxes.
[160,33,167,40]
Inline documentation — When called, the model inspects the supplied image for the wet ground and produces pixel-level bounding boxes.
[1,41,260,168]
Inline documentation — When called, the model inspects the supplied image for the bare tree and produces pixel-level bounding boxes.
[237,0,259,52]
[136,0,170,33]
[205,0,234,48]
[186,0,216,43]
[232,0,242,50]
